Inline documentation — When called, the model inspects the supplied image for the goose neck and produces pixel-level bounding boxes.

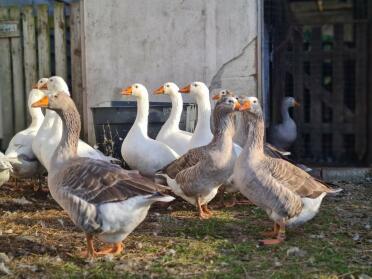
[244,113,265,155]
[195,94,211,131]
[281,102,291,122]
[164,93,183,130]
[134,94,149,134]
[211,111,235,151]
[50,106,80,169]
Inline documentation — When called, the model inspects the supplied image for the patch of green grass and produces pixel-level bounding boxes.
[2,182,371,278]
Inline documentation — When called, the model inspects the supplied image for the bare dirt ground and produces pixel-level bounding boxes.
[0,178,371,278]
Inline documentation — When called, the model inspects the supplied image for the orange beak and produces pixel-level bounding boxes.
[239,100,251,111]
[212,94,221,100]
[154,85,165,94]
[179,84,191,93]
[294,100,300,107]
[234,102,241,111]
[31,96,49,108]
[121,86,132,95]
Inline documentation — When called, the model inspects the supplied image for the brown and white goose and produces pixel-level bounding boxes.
[233,97,341,245]
[32,92,174,258]
[156,96,240,219]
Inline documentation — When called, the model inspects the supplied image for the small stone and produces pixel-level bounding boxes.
[4,229,13,234]
[136,242,143,249]
[168,249,176,256]
[0,263,11,275]
[364,224,371,230]
[12,197,32,205]
[352,233,360,241]
[167,206,173,211]
[359,274,371,279]
[154,212,160,217]
[274,257,282,267]
[104,254,114,262]
[310,232,325,239]
[286,247,307,257]
[0,253,10,263]
[57,219,64,227]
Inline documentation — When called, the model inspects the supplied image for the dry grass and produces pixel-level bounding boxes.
[0,178,371,278]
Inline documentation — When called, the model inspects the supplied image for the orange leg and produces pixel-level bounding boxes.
[259,223,286,245]
[96,243,124,255]
[80,234,98,258]
[196,198,210,220]
[201,204,213,216]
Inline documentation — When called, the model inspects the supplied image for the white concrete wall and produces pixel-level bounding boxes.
[82,0,259,143]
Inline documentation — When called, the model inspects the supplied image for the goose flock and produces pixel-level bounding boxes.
[0,76,341,258]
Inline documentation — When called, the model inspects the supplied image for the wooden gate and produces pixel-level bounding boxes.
[268,0,369,166]
[0,2,83,150]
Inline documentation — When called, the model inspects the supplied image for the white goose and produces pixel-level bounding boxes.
[154,82,192,155]
[32,76,116,171]
[121,83,179,176]
[269,97,300,150]
[179,82,213,149]
[0,80,46,179]
[0,152,11,187]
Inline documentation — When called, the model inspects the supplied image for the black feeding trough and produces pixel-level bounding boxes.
[91,101,195,159]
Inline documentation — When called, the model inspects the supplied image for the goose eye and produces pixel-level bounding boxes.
[166,84,170,87]
[253,100,257,103]
[194,83,198,87]
[135,85,138,88]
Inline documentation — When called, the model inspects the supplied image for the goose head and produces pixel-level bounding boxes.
[215,96,241,112]
[46,76,70,96]
[32,91,74,113]
[212,89,235,101]
[121,83,148,99]
[154,82,179,96]
[28,87,46,108]
[32,78,48,90]
[283,97,300,108]
[179,81,209,99]
[239,96,263,117]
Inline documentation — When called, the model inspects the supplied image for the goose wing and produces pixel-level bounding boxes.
[265,157,335,198]
[57,158,166,205]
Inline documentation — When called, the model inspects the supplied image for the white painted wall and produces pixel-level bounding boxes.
[82,0,259,143]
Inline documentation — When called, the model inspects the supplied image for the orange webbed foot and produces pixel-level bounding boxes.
[258,238,284,245]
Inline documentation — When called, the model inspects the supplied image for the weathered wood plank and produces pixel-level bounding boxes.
[22,6,37,101]
[332,24,344,161]
[37,4,50,79]
[292,31,304,158]
[309,26,322,160]
[9,6,26,132]
[367,0,372,165]
[354,22,368,160]
[70,2,84,136]
[0,8,14,149]
[54,2,67,80]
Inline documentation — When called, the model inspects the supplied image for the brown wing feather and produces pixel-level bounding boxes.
[58,158,163,204]
[266,157,333,198]
[162,147,208,178]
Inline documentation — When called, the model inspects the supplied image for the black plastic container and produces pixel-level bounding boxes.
[91,101,194,159]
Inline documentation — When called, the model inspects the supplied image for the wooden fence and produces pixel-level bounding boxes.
[0,2,83,150]
[268,0,369,165]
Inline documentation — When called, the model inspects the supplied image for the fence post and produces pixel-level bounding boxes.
[70,2,84,137]
[9,6,26,132]
[37,4,51,79]
[0,8,14,149]
[54,2,67,80]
